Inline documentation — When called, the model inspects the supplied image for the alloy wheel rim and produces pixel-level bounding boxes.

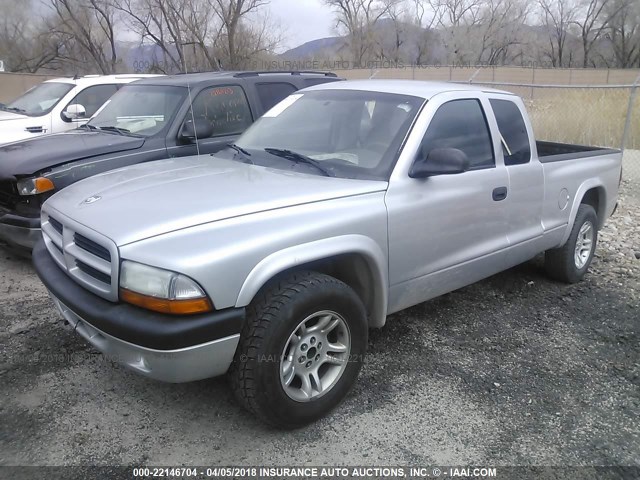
[280,310,351,402]
[574,221,594,269]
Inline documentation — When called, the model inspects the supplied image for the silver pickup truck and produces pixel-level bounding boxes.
[33,80,622,428]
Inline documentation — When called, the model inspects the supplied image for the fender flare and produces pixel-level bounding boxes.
[235,235,389,327]
[560,179,606,246]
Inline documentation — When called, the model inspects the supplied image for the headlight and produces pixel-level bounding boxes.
[16,176,55,196]
[119,260,213,315]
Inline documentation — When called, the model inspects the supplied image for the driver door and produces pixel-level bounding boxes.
[385,96,510,313]
[167,84,254,158]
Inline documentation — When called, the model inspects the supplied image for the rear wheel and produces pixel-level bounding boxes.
[229,271,367,428]
[545,204,598,283]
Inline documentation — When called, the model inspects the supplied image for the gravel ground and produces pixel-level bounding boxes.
[1,182,638,470]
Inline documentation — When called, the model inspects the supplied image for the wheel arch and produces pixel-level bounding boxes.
[580,186,606,227]
[561,181,607,246]
[235,235,389,328]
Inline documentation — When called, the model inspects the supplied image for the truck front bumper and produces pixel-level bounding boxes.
[0,214,41,250]
[33,240,244,383]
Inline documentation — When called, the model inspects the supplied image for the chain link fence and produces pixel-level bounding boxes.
[341,66,640,184]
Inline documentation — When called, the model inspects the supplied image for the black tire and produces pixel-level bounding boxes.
[545,204,598,283]
[229,270,368,429]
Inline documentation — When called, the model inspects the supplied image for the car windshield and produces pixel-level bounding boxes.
[4,82,74,117]
[232,89,425,180]
[87,84,187,137]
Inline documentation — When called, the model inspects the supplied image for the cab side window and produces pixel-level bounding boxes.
[67,84,118,118]
[419,99,494,170]
[188,85,253,137]
[489,99,531,165]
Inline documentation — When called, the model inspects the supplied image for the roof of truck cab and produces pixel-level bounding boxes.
[44,74,161,86]
[302,79,513,99]
[130,71,340,87]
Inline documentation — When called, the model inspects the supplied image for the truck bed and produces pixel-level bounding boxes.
[537,141,621,163]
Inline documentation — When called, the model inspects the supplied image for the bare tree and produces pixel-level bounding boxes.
[0,0,65,72]
[372,0,407,63]
[324,0,397,67]
[4,0,640,74]
[113,0,197,73]
[474,0,529,65]
[114,0,279,72]
[538,0,578,67]
[48,0,120,74]
[222,10,284,68]
[571,0,625,67]
[412,0,443,64]
[430,0,483,27]
[605,0,640,67]
[428,0,485,64]
[210,0,270,69]
[182,0,224,69]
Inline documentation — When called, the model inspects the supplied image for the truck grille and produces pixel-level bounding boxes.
[74,233,111,262]
[49,216,63,234]
[0,180,17,211]
[41,207,119,302]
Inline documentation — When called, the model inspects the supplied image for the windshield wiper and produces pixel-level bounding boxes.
[78,124,98,131]
[225,143,253,164]
[99,126,138,136]
[1,106,26,114]
[264,148,334,177]
[228,143,251,156]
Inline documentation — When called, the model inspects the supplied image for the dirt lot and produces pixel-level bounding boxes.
[1,182,638,471]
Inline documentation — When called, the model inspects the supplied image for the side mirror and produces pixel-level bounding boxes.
[62,104,86,121]
[409,148,469,178]
[179,118,214,143]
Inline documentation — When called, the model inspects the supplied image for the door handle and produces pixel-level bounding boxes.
[492,187,508,201]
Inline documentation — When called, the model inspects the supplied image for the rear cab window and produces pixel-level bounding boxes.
[489,99,531,165]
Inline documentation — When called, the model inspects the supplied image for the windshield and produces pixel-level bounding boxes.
[5,82,74,117]
[87,84,186,137]
[233,89,425,180]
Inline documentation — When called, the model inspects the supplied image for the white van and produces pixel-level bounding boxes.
[0,74,160,145]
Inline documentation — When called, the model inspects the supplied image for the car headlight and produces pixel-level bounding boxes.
[16,176,55,196]
[119,260,213,315]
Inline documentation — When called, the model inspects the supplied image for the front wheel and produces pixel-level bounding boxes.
[229,271,368,428]
[545,204,598,283]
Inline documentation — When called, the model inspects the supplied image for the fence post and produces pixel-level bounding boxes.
[621,72,640,151]
[531,66,535,99]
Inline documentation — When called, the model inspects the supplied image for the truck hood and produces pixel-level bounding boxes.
[0,131,145,180]
[0,110,28,121]
[45,155,388,246]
